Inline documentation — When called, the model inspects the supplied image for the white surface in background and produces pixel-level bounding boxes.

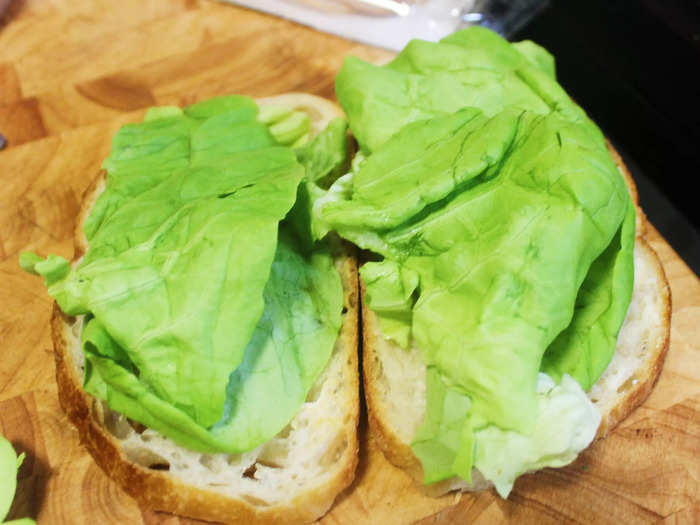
[225,0,476,50]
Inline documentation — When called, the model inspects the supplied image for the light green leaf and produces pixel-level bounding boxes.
[473,374,600,497]
[331,26,634,490]
[211,227,342,449]
[360,260,418,349]
[21,95,349,455]
[1,436,20,522]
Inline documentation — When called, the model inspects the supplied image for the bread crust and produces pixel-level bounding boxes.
[51,94,361,524]
[362,142,672,490]
[594,238,671,438]
[606,140,647,238]
[361,279,425,487]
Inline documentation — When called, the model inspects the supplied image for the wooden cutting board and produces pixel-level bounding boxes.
[1,1,698,523]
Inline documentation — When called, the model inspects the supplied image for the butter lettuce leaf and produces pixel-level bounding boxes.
[335,26,587,153]
[79,227,342,454]
[411,372,600,493]
[325,106,629,436]
[360,260,418,349]
[541,199,636,389]
[331,26,634,494]
[23,96,345,452]
[47,157,302,428]
[211,227,342,449]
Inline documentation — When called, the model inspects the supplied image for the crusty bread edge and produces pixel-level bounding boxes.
[51,95,361,524]
[361,278,422,483]
[362,143,672,489]
[594,237,671,438]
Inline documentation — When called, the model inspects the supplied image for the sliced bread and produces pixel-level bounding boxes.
[51,94,361,524]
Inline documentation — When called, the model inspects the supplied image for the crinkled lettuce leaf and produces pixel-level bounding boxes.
[79,226,342,453]
[541,199,636,389]
[411,372,600,495]
[328,108,628,436]
[360,260,418,349]
[38,153,303,429]
[210,226,342,450]
[330,27,634,493]
[22,96,344,453]
[335,26,587,153]
[285,117,350,249]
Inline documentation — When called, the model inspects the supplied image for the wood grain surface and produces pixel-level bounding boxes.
[1,1,699,523]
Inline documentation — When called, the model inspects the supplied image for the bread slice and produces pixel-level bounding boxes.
[362,147,672,495]
[51,94,361,524]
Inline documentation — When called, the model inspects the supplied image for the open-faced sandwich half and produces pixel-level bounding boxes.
[316,27,671,498]
[22,93,360,524]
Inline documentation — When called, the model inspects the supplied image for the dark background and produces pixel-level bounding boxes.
[512,0,700,275]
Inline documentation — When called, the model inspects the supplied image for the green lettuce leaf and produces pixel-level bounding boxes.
[42,156,303,428]
[22,95,345,454]
[335,26,587,153]
[359,260,418,349]
[210,227,342,450]
[330,27,635,493]
[541,199,636,389]
[329,83,629,436]
[285,117,350,249]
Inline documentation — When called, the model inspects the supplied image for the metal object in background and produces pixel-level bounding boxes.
[224,0,547,50]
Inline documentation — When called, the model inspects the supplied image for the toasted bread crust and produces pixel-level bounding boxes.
[362,142,672,490]
[594,238,671,438]
[51,94,361,523]
[606,141,647,237]
[361,279,425,486]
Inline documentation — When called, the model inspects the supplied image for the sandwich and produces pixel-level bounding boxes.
[22,25,672,518]
[315,27,671,497]
[22,93,360,524]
